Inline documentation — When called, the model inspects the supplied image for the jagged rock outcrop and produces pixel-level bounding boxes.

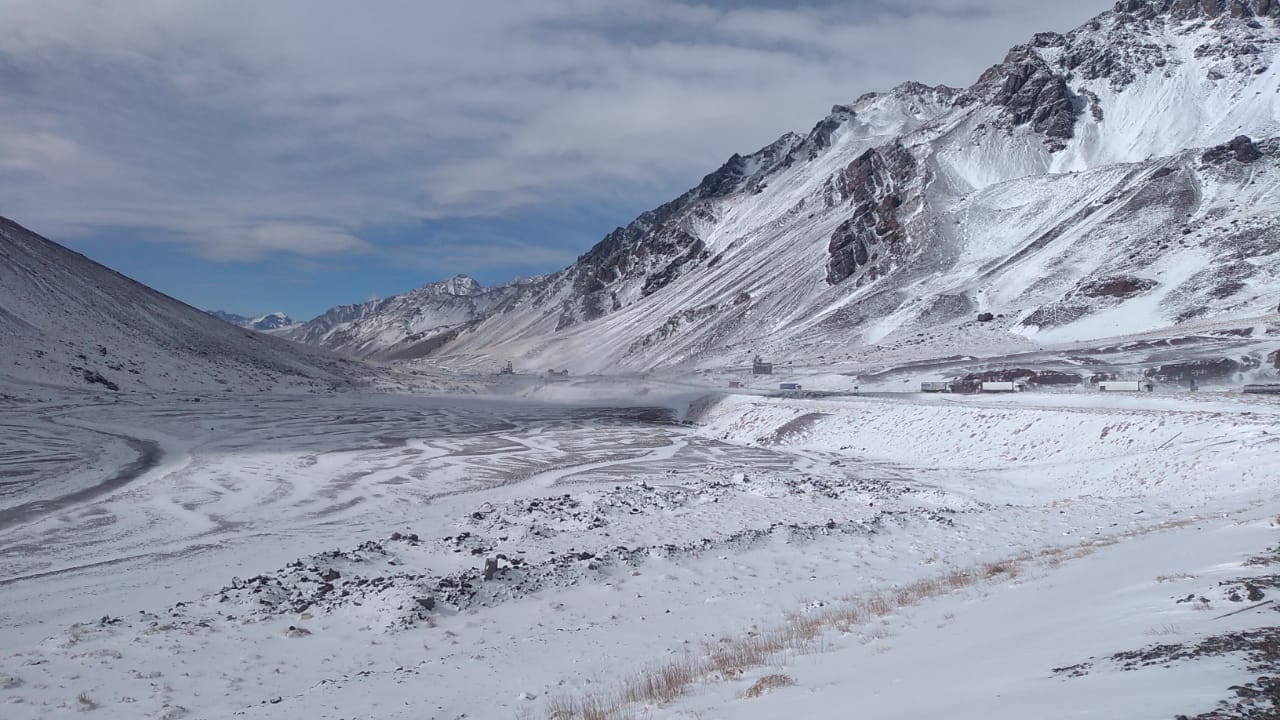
[555,134,803,329]
[824,142,918,285]
[1116,0,1280,20]
[1202,134,1265,163]
[985,47,1079,143]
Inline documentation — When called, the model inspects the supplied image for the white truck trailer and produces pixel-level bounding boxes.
[980,380,1026,393]
[1097,380,1153,392]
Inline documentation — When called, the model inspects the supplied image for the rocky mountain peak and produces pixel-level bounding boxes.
[438,274,482,296]
[1115,0,1280,21]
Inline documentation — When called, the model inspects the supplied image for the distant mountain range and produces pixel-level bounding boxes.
[283,0,1280,372]
[280,274,539,361]
[207,310,298,332]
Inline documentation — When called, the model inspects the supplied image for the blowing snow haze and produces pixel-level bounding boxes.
[4,2,1280,720]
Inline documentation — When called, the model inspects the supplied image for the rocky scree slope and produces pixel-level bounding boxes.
[0,217,362,394]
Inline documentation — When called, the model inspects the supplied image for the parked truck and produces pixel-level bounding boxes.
[1097,380,1153,392]
[779,383,802,391]
[920,381,952,393]
[980,380,1026,393]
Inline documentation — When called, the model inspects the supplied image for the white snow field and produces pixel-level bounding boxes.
[2,382,1279,719]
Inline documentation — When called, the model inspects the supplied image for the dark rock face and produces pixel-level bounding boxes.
[556,133,803,330]
[1077,276,1159,299]
[1203,135,1265,164]
[81,369,119,391]
[955,369,1082,391]
[1145,357,1255,382]
[988,48,1080,142]
[1115,0,1280,20]
[803,107,858,159]
[825,143,918,285]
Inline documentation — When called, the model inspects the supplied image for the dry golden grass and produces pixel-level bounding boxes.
[742,674,796,698]
[540,513,1213,719]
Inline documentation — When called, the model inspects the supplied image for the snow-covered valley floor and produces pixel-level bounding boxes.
[1,385,1278,719]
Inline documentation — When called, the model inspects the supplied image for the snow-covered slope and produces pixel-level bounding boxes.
[0,217,362,394]
[207,310,298,333]
[290,0,1280,373]
[283,275,533,361]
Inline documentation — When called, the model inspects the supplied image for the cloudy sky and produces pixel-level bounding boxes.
[0,0,1109,319]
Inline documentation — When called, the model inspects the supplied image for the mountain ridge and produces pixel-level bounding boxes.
[207,310,297,332]
[0,217,363,394]
[291,2,1280,372]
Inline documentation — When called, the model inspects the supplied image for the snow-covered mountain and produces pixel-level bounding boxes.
[207,310,297,332]
[295,0,1280,372]
[282,275,534,361]
[0,217,361,394]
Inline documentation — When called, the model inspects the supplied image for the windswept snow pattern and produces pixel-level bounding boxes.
[3,382,1280,719]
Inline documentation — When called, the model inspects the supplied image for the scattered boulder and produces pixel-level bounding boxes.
[80,369,119,391]
[1203,134,1263,164]
[1077,276,1157,299]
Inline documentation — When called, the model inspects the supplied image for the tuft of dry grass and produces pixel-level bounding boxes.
[76,691,97,711]
[742,674,796,699]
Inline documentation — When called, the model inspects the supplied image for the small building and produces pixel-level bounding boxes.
[920,381,952,393]
[753,359,773,375]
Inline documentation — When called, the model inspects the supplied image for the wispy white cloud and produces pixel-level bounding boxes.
[0,0,1110,262]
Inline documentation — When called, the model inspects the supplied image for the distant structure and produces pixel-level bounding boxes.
[752,356,773,375]
[980,380,1027,393]
[1097,380,1153,392]
[499,360,514,375]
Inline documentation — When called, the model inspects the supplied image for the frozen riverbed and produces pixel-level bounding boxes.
[1,388,1278,719]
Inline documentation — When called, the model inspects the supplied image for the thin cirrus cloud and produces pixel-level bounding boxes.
[0,0,1109,264]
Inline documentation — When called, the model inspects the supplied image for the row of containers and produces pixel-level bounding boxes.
[921,380,1280,394]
